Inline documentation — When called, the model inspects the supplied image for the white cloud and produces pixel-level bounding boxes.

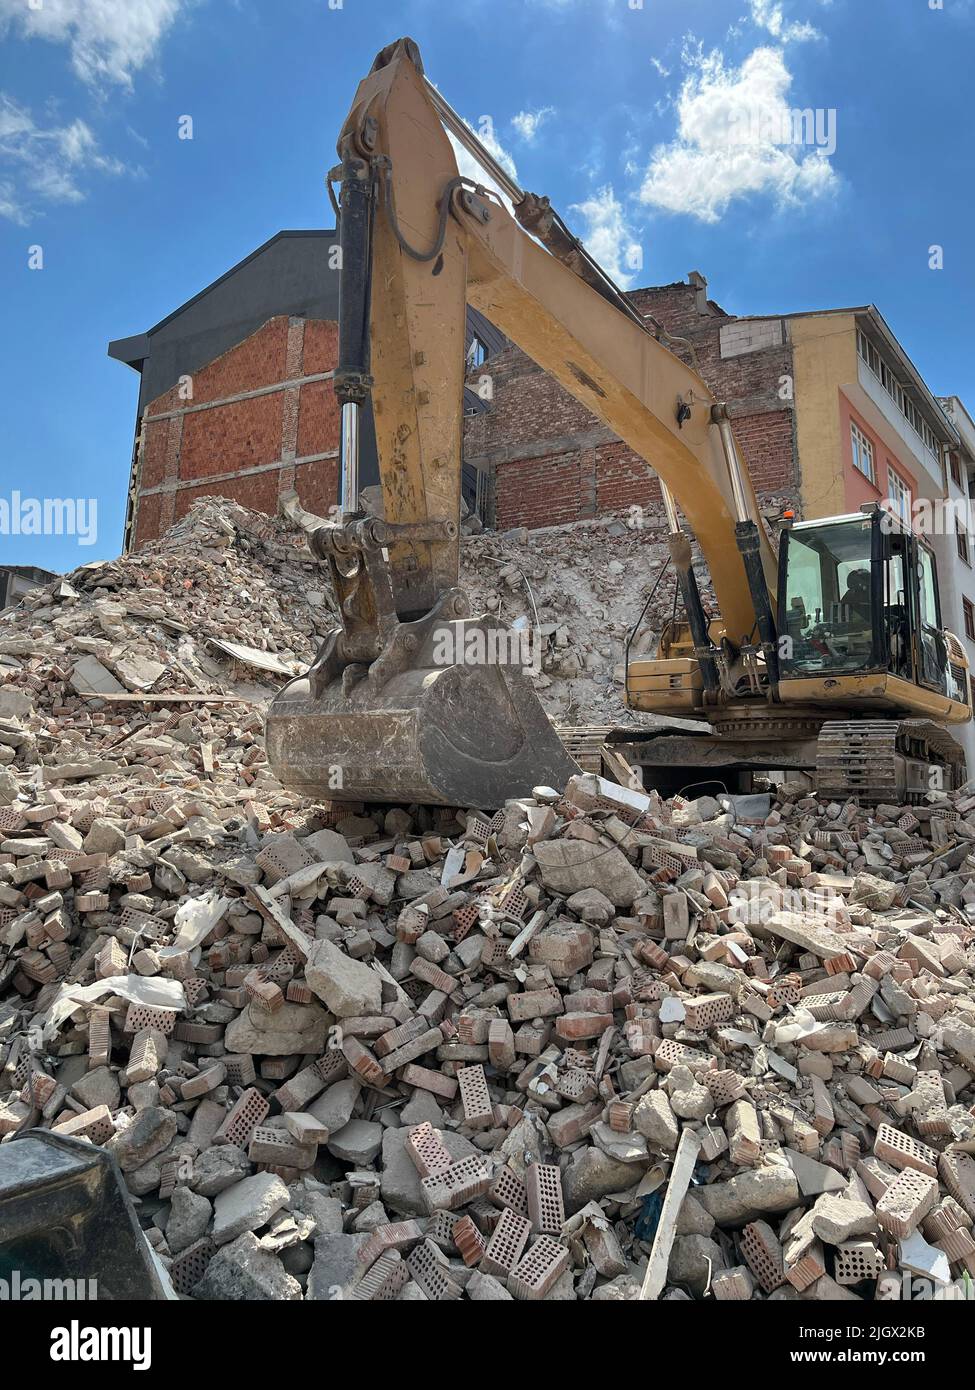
[0,94,128,222]
[650,57,671,78]
[445,114,520,210]
[0,0,187,89]
[0,179,21,222]
[569,184,643,289]
[638,45,838,223]
[748,0,821,43]
[512,106,555,144]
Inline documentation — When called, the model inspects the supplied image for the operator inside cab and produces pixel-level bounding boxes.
[840,568,871,623]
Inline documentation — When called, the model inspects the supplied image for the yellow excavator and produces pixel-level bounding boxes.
[266,37,971,806]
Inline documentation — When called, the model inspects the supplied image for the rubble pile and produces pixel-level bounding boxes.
[0,496,338,806]
[460,514,710,728]
[4,722,975,1299]
[3,493,975,1303]
[0,490,711,744]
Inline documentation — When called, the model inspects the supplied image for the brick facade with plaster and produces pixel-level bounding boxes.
[463,274,800,531]
[132,316,340,548]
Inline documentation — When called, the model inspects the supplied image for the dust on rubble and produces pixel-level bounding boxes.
[461,512,715,729]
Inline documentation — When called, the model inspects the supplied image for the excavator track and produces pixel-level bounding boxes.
[556,725,618,774]
[816,721,900,802]
[816,719,965,803]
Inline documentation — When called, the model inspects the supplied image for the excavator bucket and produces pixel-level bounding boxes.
[266,615,580,806]
[0,1130,168,1299]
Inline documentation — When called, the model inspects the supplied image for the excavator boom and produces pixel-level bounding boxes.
[266,38,789,806]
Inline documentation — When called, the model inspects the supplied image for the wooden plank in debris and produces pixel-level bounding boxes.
[79,693,253,704]
[639,1127,702,1300]
[600,742,640,790]
[207,638,296,677]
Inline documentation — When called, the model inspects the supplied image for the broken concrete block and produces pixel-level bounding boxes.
[212,1173,290,1245]
[68,655,126,696]
[533,838,645,907]
[305,937,382,1018]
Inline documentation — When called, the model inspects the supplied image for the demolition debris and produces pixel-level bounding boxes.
[3,498,975,1302]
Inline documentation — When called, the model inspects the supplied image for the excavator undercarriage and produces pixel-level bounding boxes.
[569,713,965,805]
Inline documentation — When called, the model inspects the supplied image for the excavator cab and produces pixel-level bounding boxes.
[777,507,970,714]
[778,513,879,677]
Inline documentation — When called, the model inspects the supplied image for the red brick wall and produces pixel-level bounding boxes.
[595,441,665,517]
[133,315,340,547]
[174,471,283,523]
[467,278,799,532]
[132,283,798,549]
[492,442,667,530]
[468,362,604,457]
[731,410,796,494]
[495,450,593,531]
[179,395,283,481]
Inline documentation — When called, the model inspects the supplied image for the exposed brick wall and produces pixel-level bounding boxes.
[133,492,162,546]
[495,450,593,531]
[132,280,798,549]
[174,471,283,523]
[133,315,340,548]
[492,439,665,531]
[596,442,664,517]
[140,417,171,491]
[179,395,282,481]
[296,379,339,460]
[467,276,799,532]
[732,410,796,495]
[467,360,605,457]
[302,321,340,376]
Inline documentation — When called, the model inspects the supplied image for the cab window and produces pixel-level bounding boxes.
[780,519,876,674]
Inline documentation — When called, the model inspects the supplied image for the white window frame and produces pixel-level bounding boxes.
[856,328,943,461]
[887,466,911,524]
[851,421,875,484]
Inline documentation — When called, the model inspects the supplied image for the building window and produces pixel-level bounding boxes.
[856,327,943,461]
[851,421,875,484]
[959,527,971,565]
[466,337,487,370]
[887,466,911,524]
[964,598,975,641]
[951,452,962,486]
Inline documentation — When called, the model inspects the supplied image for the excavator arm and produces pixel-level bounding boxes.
[266,37,781,806]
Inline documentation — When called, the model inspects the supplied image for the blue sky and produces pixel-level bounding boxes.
[1,0,973,569]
